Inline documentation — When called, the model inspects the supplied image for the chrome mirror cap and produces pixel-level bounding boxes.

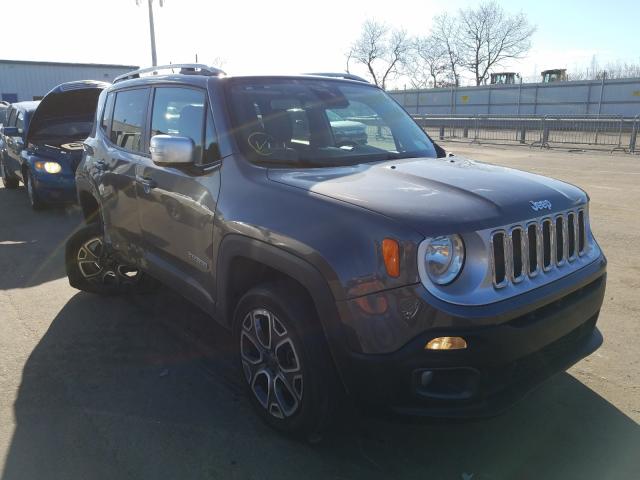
[150,135,195,166]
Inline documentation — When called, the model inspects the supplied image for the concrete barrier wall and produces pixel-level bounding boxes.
[389,78,640,118]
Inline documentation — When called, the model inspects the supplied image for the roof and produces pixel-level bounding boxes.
[0,59,138,70]
[10,101,40,111]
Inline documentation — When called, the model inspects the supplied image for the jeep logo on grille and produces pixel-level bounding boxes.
[529,200,552,211]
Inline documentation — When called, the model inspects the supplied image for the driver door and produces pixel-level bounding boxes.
[135,86,221,312]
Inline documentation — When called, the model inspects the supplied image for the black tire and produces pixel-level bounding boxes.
[0,158,19,189]
[65,223,159,295]
[25,170,45,210]
[233,282,340,441]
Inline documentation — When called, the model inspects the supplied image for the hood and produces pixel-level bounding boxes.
[268,156,588,236]
[26,80,109,144]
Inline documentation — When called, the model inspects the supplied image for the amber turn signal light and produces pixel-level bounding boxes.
[425,336,468,350]
[382,238,400,277]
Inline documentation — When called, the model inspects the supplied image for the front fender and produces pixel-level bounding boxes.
[215,234,361,393]
[216,234,339,328]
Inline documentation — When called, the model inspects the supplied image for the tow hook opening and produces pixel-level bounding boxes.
[414,367,481,401]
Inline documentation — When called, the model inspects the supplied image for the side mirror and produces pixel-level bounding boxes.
[150,135,194,166]
[0,126,19,137]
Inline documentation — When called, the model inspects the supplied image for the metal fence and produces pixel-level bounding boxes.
[412,114,640,153]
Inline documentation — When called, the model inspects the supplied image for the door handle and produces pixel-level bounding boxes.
[136,176,157,191]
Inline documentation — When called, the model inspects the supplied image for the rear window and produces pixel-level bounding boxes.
[110,89,148,153]
[101,92,115,134]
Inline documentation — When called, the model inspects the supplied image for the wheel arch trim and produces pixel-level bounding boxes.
[215,234,355,393]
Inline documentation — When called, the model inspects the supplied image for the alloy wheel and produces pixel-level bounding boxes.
[240,308,304,419]
[76,236,142,287]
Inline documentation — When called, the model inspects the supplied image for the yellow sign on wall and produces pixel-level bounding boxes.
[633,91,640,97]
[461,95,470,104]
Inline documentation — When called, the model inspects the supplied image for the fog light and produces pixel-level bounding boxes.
[425,336,467,350]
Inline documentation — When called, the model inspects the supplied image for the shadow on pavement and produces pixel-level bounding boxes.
[2,287,639,480]
[0,186,82,290]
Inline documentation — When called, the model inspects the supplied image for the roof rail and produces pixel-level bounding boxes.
[114,64,226,83]
[304,72,370,83]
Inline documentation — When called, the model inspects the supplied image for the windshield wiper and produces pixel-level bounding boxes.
[383,152,422,160]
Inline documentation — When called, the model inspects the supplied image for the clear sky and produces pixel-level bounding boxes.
[2,0,638,86]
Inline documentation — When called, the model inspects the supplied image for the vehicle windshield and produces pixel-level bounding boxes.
[227,78,437,166]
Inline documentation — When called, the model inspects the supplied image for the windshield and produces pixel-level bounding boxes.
[227,78,437,166]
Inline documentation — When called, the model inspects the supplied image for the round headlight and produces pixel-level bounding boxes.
[424,235,465,285]
[44,162,62,174]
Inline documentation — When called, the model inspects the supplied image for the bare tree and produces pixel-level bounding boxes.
[348,20,410,89]
[431,13,464,87]
[458,1,535,85]
[403,35,449,88]
[569,56,640,81]
[603,61,640,79]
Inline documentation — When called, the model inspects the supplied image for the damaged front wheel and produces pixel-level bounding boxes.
[65,223,158,295]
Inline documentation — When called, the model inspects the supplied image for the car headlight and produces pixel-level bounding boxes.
[34,161,62,174]
[423,235,465,285]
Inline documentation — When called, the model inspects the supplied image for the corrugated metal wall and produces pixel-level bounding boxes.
[0,61,137,102]
[390,78,640,117]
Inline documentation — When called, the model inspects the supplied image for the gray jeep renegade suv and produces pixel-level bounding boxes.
[66,64,606,438]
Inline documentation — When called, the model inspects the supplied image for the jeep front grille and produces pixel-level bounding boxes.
[491,208,587,288]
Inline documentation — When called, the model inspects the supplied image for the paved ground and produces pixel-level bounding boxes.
[1,145,638,480]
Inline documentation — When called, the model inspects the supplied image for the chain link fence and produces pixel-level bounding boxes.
[413,114,640,153]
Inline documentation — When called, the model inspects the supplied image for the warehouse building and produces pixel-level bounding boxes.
[0,59,138,102]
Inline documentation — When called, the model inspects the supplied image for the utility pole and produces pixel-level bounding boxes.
[137,0,164,66]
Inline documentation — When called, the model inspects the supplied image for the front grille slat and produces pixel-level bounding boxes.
[567,212,577,260]
[555,215,565,265]
[527,224,539,276]
[542,219,553,270]
[492,232,507,287]
[511,227,524,282]
[491,208,588,288]
[578,210,586,254]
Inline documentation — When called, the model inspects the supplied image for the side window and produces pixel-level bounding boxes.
[203,109,220,165]
[110,89,148,153]
[100,92,115,134]
[151,87,205,162]
[16,111,25,135]
[6,109,16,127]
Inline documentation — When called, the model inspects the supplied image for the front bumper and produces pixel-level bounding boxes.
[31,172,77,204]
[333,255,606,418]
